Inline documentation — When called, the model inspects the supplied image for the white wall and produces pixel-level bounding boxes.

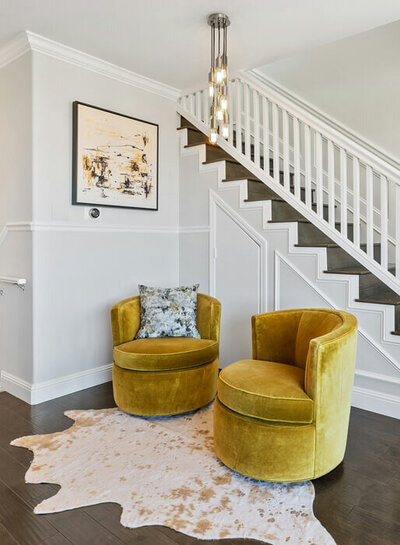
[30,52,180,386]
[0,53,33,228]
[0,53,33,385]
[255,19,400,161]
[178,150,264,368]
[1,48,181,400]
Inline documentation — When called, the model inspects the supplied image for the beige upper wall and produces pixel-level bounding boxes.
[0,53,33,229]
[256,19,400,161]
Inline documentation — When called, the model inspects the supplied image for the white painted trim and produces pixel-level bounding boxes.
[0,221,181,237]
[0,31,181,101]
[352,386,400,419]
[0,364,112,405]
[0,225,8,246]
[32,223,180,234]
[355,368,400,386]
[178,226,210,234]
[0,276,27,288]
[249,68,400,172]
[0,373,32,403]
[209,189,268,313]
[0,32,30,69]
[5,222,32,232]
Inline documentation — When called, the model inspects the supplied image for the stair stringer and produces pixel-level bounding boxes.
[179,129,400,417]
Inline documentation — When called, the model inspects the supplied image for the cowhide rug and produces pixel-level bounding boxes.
[11,403,335,544]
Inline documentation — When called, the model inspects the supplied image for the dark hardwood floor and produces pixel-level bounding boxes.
[0,382,399,545]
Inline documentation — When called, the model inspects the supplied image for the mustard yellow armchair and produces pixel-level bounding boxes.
[213,308,357,482]
[111,293,221,416]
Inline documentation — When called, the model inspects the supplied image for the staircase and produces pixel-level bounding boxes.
[178,72,400,338]
[179,118,400,335]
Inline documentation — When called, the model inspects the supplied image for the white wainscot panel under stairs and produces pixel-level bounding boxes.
[178,127,400,419]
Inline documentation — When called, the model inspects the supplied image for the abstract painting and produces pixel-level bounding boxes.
[72,102,158,210]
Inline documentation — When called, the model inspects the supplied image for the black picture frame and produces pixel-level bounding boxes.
[72,101,159,210]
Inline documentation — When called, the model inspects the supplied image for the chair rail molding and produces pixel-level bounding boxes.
[0,221,184,240]
[0,31,181,100]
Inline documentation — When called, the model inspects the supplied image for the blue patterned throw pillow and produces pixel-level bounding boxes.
[135,284,201,339]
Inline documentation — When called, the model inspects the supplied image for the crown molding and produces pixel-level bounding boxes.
[0,32,30,69]
[0,31,181,101]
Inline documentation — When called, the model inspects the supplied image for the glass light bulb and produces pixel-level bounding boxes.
[222,124,229,139]
[216,69,223,83]
[216,108,224,121]
[220,95,228,110]
[210,129,218,144]
[209,84,214,98]
[221,68,227,80]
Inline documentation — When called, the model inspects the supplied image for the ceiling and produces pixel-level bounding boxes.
[2,0,400,90]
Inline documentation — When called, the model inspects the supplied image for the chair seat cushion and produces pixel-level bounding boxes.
[218,359,313,424]
[114,337,218,371]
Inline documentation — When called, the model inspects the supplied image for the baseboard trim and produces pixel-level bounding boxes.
[1,363,113,405]
[352,385,400,419]
[0,373,32,403]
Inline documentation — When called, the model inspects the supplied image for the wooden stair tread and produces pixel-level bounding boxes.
[177,126,202,132]
[222,177,260,182]
[325,264,395,276]
[391,330,400,336]
[295,242,339,248]
[244,196,283,203]
[324,267,370,275]
[268,217,348,225]
[268,219,299,223]
[202,158,239,165]
[296,241,381,248]
[184,142,214,149]
[356,292,400,305]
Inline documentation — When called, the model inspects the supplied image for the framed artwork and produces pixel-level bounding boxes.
[72,102,158,210]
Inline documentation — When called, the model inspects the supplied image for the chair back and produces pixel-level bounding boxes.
[295,310,344,369]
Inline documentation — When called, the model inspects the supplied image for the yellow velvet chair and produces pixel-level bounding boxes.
[213,308,357,482]
[111,293,221,416]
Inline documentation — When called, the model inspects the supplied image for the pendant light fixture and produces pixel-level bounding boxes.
[207,13,230,144]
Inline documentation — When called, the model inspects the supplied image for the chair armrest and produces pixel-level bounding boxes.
[197,294,221,341]
[251,310,303,363]
[110,296,141,346]
[303,311,357,475]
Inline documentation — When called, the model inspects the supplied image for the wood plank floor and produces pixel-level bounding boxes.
[0,382,399,545]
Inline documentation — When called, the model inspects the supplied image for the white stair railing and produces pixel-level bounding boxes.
[178,71,400,295]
